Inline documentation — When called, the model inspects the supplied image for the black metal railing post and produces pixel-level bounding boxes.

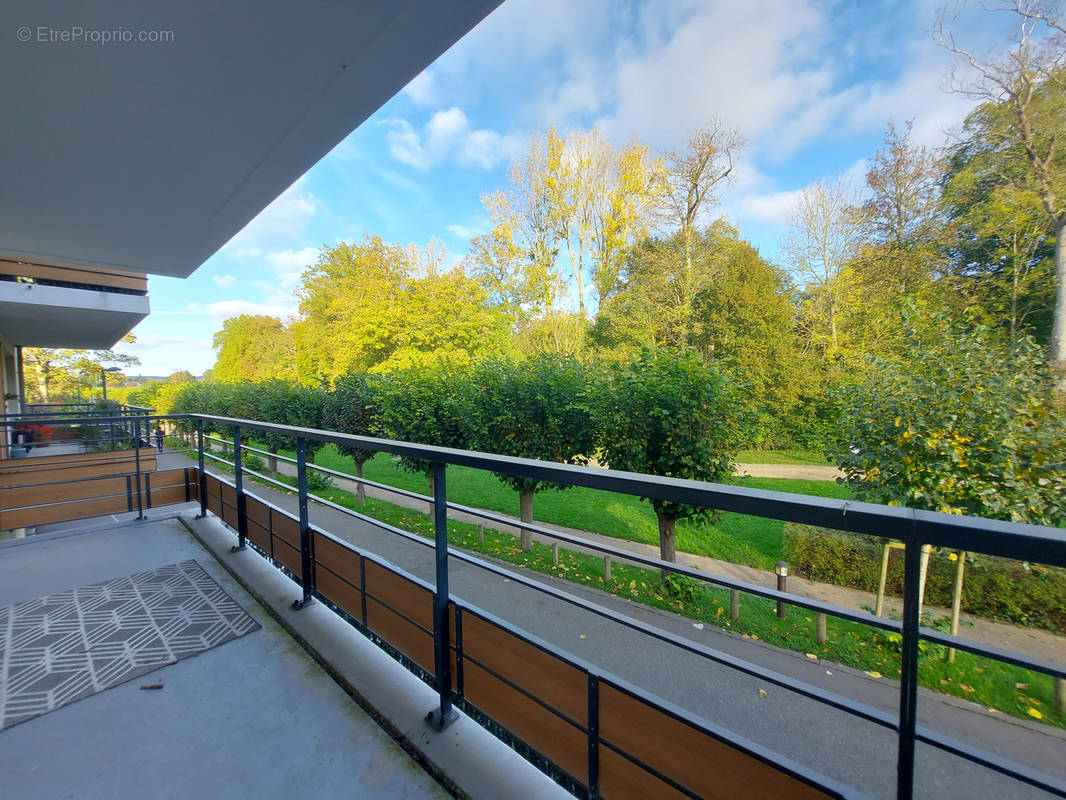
[293,437,314,609]
[133,417,144,519]
[896,535,922,800]
[426,461,457,730]
[196,420,207,518]
[587,673,600,798]
[230,425,247,552]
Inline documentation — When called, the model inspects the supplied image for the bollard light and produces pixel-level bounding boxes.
[775,560,789,619]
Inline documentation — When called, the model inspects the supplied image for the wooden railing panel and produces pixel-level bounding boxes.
[0,450,155,487]
[3,475,128,507]
[315,538,364,621]
[0,494,130,529]
[461,611,587,728]
[364,560,433,630]
[597,682,834,800]
[463,658,588,784]
[365,596,435,671]
[0,258,148,292]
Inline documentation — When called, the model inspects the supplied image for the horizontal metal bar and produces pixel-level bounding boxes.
[915,724,1066,797]
[185,414,1066,566]
[446,500,901,633]
[919,628,1066,679]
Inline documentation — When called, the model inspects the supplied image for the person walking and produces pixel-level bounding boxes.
[154,425,164,452]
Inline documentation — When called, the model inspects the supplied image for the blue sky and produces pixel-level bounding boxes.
[118,0,1009,376]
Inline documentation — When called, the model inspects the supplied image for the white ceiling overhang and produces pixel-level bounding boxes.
[0,0,503,279]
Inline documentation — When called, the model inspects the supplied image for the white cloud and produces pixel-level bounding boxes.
[212,274,237,287]
[447,223,486,240]
[403,69,437,106]
[264,246,318,288]
[386,107,522,170]
[735,189,806,225]
[207,300,296,320]
[222,177,318,254]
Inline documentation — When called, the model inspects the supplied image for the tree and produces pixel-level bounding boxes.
[942,154,1056,341]
[211,315,296,382]
[861,121,945,298]
[662,121,744,282]
[370,366,470,498]
[466,356,597,547]
[593,351,743,572]
[471,127,662,322]
[785,178,866,360]
[938,1,1066,384]
[295,237,513,380]
[323,373,382,503]
[167,370,196,384]
[831,311,1065,525]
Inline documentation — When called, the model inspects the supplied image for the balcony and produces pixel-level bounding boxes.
[2,412,1064,800]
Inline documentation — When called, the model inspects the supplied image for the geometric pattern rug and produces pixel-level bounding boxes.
[0,560,260,730]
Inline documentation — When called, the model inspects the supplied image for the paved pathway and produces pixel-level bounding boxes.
[258,454,1064,664]
[160,451,1066,800]
[734,462,844,480]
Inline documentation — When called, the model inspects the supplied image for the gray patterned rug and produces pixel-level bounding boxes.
[0,559,260,730]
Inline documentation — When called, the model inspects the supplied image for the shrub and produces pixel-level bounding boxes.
[830,313,1066,525]
[783,523,1066,631]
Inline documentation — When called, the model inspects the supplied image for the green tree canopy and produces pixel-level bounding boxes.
[831,312,1065,525]
[593,350,743,569]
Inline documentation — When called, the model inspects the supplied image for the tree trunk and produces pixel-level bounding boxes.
[268,448,278,479]
[356,460,366,504]
[656,511,677,580]
[1051,221,1065,394]
[519,487,534,550]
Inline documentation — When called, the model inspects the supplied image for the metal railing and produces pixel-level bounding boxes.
[4,411,1065,799]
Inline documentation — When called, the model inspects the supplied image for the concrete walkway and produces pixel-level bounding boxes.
[256,454,1065,664]
[0,518,450,800]
[163,451,1066,800]
[734,462,844,480]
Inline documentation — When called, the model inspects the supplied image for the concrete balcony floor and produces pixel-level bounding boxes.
[0,511,564,800]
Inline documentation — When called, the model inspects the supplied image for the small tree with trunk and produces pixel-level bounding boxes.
[370,365,469,499]
[593,350,743,574]
[466,356,597,549]
[323,373,381,503]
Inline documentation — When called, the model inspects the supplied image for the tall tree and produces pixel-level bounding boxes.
[938,1,1066,383]
[663,120,745,282]
[862,121,945,297]
[784,178,866,360]
[211,315,296,382]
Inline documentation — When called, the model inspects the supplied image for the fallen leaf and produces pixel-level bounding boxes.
[1029,697,1043,706]
[988,708,998,713]
[959,684,975,693]
[1015,682,1029,690]
[867,671,882,679]
[1027,707,1043,720]
[758,689,768,698]
[805,653,818,660]
[972,667,983,673]
[579,634,587,640]
[692,623,705,630]
[715,607,724,617]
[750,634,760,641]
[825,670,833,676]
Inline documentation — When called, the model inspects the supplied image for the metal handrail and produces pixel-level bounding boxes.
[9,412,1066,799]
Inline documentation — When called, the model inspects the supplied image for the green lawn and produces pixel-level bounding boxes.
[285,445,850,570]
[257,469,1061,731]
[736,449,832,465]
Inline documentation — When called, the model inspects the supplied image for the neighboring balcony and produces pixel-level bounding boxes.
[0,257,149,349]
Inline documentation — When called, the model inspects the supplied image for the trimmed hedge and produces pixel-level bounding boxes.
[783,523,1066,632]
